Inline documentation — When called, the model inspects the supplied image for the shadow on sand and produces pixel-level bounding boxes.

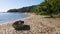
[43,16,57,19]
[14,25,30,31]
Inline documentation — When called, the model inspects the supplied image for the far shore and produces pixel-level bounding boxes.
[0,13,60,34]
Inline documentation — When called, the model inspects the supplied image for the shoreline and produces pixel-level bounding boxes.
[0,13,60,34]
[0,13,34,25]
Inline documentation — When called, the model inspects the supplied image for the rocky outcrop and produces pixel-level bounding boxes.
[12,20,30,30]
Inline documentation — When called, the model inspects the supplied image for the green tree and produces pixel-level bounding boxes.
[44,0,53,17]
[8,9,18,12]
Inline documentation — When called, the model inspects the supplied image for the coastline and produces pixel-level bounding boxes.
[0,13,34,24]
[0,13,60,34]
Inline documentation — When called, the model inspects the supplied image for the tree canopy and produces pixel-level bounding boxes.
[7,0,60,17]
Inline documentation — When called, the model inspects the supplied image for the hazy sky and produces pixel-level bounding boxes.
[0,0,43,12]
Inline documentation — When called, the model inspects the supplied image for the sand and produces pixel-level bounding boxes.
[0,13,60,34]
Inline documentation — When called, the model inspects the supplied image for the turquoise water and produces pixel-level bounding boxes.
[0,12,27,22]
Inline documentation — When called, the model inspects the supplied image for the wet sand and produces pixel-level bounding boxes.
[0,13,60,34]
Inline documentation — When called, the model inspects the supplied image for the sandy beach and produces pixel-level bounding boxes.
[0,13,60,34]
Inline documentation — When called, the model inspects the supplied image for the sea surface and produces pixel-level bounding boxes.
[0,12,27,22]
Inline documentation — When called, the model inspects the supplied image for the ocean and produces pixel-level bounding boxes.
[0,12,27,22]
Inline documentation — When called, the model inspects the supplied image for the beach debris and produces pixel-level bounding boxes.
[12,20,30,30]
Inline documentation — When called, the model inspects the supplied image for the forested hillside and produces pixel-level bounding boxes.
[7,0,60,17]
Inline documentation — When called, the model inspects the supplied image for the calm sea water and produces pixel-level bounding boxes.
[0,12,27,22]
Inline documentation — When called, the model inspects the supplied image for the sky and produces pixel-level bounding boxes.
[0,0,43,12]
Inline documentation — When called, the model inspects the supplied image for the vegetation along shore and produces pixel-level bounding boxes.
[8,0,60,18]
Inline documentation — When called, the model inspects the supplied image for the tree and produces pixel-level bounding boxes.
[44,0,53,17]
[8,9,18,12]
[50,0,60,17]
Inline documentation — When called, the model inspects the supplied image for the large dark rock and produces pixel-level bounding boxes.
[12,20,24,29]
[12,20,30,30]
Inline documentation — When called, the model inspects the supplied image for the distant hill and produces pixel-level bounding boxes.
[7,6,36,13]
